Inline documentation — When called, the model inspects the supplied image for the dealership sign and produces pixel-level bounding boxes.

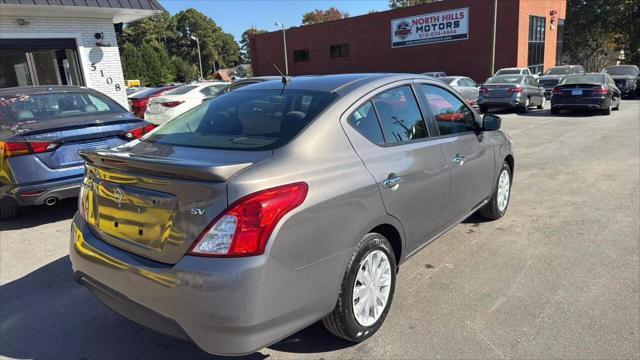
[391,7,469,48]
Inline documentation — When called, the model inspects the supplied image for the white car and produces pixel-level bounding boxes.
[494,67,533,76]
[145,82,228,124]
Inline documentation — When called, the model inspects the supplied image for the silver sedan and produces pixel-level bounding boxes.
[70,73,514,356]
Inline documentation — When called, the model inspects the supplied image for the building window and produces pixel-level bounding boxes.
[527,15,546,75]
[293,49,310,62]
[330,44,349,58]
[556,19,565,65]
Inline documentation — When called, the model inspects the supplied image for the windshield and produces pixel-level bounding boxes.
[439,77,456,84]
[0,91,125,123]
[561,74,605,84]
[603,66,639,76]
[145,89,337,151]
[165,85,198,95]
[487,75,524,84]
[496,69,521,75]
[545,67,572,75]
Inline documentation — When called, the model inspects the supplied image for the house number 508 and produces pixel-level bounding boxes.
[90,63,121,91]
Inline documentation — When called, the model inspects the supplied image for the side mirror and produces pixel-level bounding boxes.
[537,72,543,76]
[482,113,501,131]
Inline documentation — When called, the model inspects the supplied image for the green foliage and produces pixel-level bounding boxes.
[117,8,243,85]
[388,0,439,9]
[564,0,639,71]
[301,7,349,25]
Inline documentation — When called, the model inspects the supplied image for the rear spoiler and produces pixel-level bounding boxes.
[79,150,252,181]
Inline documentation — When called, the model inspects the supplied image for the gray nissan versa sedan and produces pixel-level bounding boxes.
[70,74,514,356]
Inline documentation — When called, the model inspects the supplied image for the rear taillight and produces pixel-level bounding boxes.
[122,124,157,140]
[161,101,184,108]
[479,87,489,93]
[508,86,523,93]
[189,182,308,257]
[0,141,60,158]
[553,87,562,95]
[592,86,609,95]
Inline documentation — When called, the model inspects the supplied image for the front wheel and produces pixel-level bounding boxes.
[478,161,512,220]
[323,233,396,343]
[537,96,545,109]
[612,97,620,111]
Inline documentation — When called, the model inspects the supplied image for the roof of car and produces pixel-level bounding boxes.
[0,85,94,97]
[235,73,434,95]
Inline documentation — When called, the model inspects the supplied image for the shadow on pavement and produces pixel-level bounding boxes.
[515,108,609,118]
[0,198,77,231]
[0,256,352,359]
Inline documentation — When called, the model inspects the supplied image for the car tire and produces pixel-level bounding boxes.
[478,161,512,220]
[0,198,19,220]
[517,98,530,113]
[612,98,620,111]
[601,105,611,115]
[537,96,545,110]
[551,107,560,115]
[323,232,397,343]
[479,105,488,113]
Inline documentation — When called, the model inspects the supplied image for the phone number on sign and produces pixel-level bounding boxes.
[418,29,459,39]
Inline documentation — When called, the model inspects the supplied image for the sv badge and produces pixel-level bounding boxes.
[190,208,206,216]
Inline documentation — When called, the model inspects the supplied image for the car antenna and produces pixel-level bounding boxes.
[258,46,291,86]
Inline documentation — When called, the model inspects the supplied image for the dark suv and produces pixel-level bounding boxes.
[603,65,640,98]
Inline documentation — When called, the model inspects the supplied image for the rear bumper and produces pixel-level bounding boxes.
[1,168,83,206]
[477,96,524,108]
[69,215,344,356]
[551,96,610,110]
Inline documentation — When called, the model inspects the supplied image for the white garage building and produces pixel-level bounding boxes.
[0,0,164,107]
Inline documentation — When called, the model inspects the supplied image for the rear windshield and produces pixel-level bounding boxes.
[561,74,604,84]
[165,85,198,95]
[487,75,524,84]
[0,91,125,123]
[545,67,572,75]
[496,69,521,75]
[603,66,639,76]
[144,89,337,151]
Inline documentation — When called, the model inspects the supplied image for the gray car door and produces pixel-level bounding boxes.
[342,84,451,253]
[417,83,495,219]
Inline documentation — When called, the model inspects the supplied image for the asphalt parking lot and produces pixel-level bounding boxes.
[1,100,639,359]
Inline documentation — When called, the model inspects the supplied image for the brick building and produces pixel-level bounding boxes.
[0,0,164,107]
[251,0,567,83]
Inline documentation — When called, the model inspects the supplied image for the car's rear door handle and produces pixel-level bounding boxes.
[383,173,403,189]
[452,153,465,166]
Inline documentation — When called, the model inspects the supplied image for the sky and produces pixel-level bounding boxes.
[160,0,391,41]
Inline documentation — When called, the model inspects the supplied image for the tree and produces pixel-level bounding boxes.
[240,28,267,63]
[614,0,640,66]
[564,0,623,71]
[301,7,349,25]
[388,0,439,9]
[171,57,198,83]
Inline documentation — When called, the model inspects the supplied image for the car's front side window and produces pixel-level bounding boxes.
[419,85,475,136]
[371,86,428,145]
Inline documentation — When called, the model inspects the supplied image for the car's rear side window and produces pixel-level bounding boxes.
[371,86,428,145]
[165,85,197,95]
[348,101,385,145]
[145,89,337,151]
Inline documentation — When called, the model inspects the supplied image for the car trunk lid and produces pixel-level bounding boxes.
[483,84,516,97]
[555,83,601,97]
[79,144,271,264]
[18,113,144,169]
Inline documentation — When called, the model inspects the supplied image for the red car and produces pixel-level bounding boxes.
[128,86,177,119]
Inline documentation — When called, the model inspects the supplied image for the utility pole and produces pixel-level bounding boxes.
[275,22,288,76]
[490,0,498,76]
[190,35,203,81]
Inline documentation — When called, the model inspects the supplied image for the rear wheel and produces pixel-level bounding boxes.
[518,98,530,113]
[479,161,512,220]
[612,97,620,111]
[323,232,396,343]
[601,104,611,115]
[0,199,19,220]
